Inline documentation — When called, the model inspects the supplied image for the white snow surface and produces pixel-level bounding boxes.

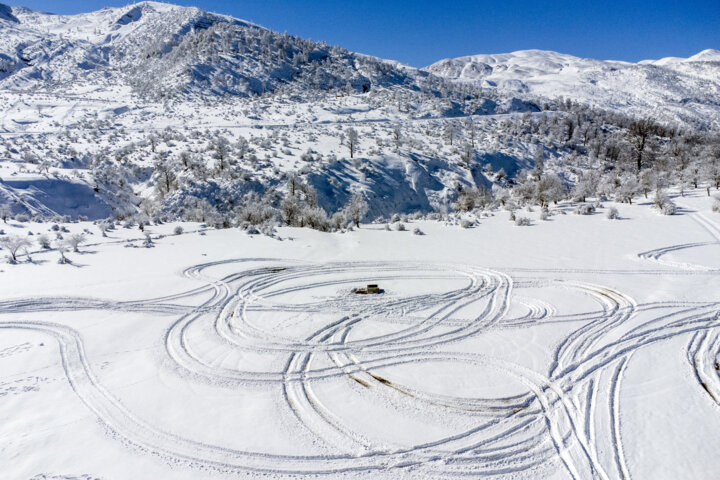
[1,192,720,479]
[1,5,720,477]
[425,49,720,129]
[1,2,718,127]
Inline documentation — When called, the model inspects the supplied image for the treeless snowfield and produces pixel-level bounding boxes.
[2,193,720,480]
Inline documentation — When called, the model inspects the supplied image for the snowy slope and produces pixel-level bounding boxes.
[0,2,717,224]
[425,49,720,129]
[2,2,718,129]
[0,1,430,98]
[1,191,720,479]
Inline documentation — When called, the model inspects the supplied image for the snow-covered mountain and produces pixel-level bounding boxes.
[425,49,720,129]
[0,2,718,225]
[0,1,429,98]
[2,1,718,129]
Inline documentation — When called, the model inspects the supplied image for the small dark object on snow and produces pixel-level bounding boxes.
[354,284,382,294]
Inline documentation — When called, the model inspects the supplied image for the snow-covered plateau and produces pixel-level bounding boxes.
[1,2,720,479]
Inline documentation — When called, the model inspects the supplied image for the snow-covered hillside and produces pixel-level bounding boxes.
[0,2,718,226]
[0,1,433,99]
[425,49,720,130]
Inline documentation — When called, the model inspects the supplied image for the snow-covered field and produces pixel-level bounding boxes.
[2,191,719,480]
[1,2,720,479]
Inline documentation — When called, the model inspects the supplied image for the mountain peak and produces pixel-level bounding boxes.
[0,3,19,23]
[687,48,720,62]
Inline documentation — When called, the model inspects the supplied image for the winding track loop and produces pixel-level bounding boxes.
[2,258,720,478]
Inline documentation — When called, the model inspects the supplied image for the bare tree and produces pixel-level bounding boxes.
[211,135,232,171]
[280,195,301,226]
[465,118,476,147]
[392,125,402,152]
[443,121,458,146]
[345,127,359,159]
[0,204,10,223]
[286,171,301,197]
[628,118,661,172]
[460,143,474,168]
[153,154,178,198]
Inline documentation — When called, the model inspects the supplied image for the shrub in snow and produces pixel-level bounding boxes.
[51,224,60,232]
[384,223,391,231]
[539,207,549,221]
[0,235,32,262]
[413,227,424,235]
[65,233,86,252]
[712,195,720,213]
[97,221,110,237]
[242,223,261,235]
[143,233,154,248]
[174,226,184,235]
[77,215,88,222]
[37,234,51,249]
[515,216,532,226]
[509,211,516,222]
[574,204,595,215]
[460,219,473,229]
[606,207,620,220]
[14,213,29,223]
[329,212,345,231]
[56,242,70,264]
[302,206,331,232]
[391,213,401,223]
[654,191,676,215]
[260,224,277,237]
[661,201,676,215]
[395,222,406,231]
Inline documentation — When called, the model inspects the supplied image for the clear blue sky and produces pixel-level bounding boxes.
[7,0,720,67]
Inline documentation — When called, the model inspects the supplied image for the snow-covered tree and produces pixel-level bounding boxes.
[345,127,359,158]
[701,149,720,195]
[571,172,599,202]
[344,193,368,227]
[64,233,86,253]
[443,121,458,146]
[153,154,179,198]
[280,195,301,226]
[460,143,474,168]
[465,118,476,147]
[638,169,658,198]
[534,173,566,207]
[37,234,51,249]
[0,204,11,223]
[616,173,641,204]
[0,235,32,262]
[211,135,232,172]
